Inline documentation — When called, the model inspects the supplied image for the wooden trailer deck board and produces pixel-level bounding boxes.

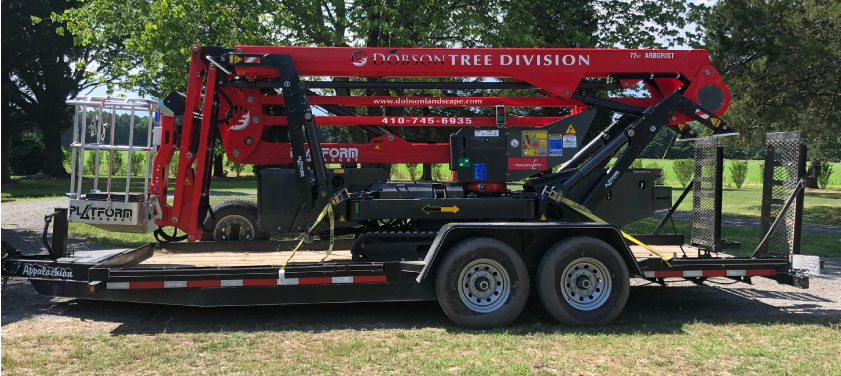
[133,249,354,268]
[629,245,733,259]
[130,244,732,268]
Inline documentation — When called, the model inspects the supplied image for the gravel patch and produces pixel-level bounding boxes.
[1,198,112,255]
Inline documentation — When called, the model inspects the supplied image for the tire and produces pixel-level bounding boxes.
[537,236,630,326]
[201,199,269,241]
[435,237,529,329]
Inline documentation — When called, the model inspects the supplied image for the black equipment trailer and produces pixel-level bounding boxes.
[0,45,824,328]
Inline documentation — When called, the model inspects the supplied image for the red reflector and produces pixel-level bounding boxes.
[130,281,165,289]
[353,275,387,283]
[243,279,278,286]
[702,270,728,277]
[186,280,221,288]
[745,269,777,276]
[299,277,332,285]
[657,271,684,278]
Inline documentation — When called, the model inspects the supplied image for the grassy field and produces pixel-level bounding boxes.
[623,218,840,258]
[2,319,839,375]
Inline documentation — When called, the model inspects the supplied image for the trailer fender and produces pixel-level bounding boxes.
[416,222,643,283]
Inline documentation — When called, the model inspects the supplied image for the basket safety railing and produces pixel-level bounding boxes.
[67,96,157,202]
[65,96,160,232]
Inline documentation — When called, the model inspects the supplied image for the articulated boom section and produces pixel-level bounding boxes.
[149,45,735,241]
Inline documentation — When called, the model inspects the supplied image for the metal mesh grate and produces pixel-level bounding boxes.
[691,137,720,248]
[759,132,802,255]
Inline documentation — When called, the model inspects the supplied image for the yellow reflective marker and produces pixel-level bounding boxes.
[710,118,721,128]
[334,169,345,174]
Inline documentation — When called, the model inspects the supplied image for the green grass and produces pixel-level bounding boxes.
[623,218,841,258]
[666,187,841,227]
[2,320,839,375]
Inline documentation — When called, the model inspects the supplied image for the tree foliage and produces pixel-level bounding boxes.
[700,0,841,167]
[59,0,698,96]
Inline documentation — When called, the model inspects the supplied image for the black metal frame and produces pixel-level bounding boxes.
[757,132,806,256]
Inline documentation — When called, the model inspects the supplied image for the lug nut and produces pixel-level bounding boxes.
[246,96,254,103]
[245,137,253,145]
[232,149,240,157]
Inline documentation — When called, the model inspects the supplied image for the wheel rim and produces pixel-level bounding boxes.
[457,258,510,313]
[216,215,255,241]
[560,257,612,311]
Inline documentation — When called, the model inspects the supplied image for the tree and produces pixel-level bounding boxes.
[2,0,108,180]
[700,0,841,187]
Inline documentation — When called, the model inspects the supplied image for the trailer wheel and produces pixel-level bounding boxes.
[201,199,269,241]
[435,237,529,328]
[537,236,629,326]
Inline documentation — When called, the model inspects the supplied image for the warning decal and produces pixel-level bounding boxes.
[565,124,576,134]
[562,134,577,148]
[522,131,548,157]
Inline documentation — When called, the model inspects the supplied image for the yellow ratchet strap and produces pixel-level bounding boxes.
[552,193,673,267]
[280,189,347,270]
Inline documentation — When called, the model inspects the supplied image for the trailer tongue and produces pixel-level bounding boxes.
[1,45,821,328]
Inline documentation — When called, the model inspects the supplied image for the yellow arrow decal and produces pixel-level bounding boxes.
[422,204,460,214]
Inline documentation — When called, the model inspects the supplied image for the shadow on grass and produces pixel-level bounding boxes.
[3,276,838,337]
[804,205,841,228]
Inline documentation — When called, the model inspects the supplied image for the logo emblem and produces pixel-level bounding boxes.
[508,157,547,171]
[231,111,250,131]
[351,50,368,67]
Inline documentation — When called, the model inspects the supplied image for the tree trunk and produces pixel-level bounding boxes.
[1,131,11,183]
[421,163,432,181]
[213,154,225,177]
[805,156,821,189]
[41,128,68,177]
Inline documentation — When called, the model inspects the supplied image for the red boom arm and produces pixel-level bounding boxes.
[149,45,731,241]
